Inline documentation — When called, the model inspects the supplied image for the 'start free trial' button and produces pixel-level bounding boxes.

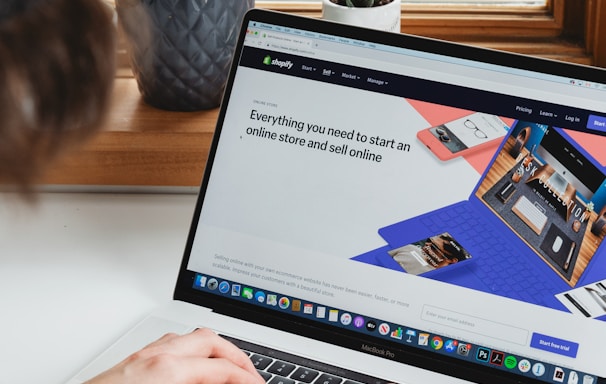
[530,333,579,358]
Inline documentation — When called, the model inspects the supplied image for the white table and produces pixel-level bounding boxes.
[0,192,198,384]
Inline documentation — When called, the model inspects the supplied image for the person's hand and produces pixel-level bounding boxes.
[85,328,265,384]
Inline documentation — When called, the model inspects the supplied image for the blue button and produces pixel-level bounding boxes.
[587,115,606,132]
[530,333,579,358]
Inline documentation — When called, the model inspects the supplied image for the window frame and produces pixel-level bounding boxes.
[256,0,563,37]
[586,0,606,68]
[255,0,605,67]
[113,0,604,72]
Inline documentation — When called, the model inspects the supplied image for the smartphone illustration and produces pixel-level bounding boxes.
[417,112,509,161]
[375,232,473,277]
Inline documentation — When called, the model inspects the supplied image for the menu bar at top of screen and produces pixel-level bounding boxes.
[238,45,606,136]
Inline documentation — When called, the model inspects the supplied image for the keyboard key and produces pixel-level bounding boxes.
[316,373,344,384]
[250,354,274,370]
[268,376,295,384]
[258,370,272,382]
[267,360,296,377]
[290,367,320,383]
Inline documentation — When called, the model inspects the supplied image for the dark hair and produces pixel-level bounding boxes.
[0,0,116,191]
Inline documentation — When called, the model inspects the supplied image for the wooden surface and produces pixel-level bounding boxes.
[41,79,219,187]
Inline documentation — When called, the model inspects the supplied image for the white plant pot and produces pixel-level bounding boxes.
[322,0,401,32]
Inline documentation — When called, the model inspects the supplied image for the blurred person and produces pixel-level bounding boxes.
[0,1,262,382]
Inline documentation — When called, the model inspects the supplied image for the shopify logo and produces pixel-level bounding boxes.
[262,55,293,70]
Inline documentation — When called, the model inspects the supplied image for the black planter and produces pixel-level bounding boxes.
[116,0,254,111]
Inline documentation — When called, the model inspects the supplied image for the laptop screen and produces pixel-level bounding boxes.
[176,9,606,383]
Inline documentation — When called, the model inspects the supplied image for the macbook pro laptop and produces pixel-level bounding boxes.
[69,8,606,384]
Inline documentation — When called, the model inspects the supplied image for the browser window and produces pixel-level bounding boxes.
[187,19,606,382]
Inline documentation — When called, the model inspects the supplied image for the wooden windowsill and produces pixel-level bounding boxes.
[41,78,218,188]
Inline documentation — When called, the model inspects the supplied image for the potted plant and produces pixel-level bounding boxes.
[116,0,255,111]
[322,0,401,32]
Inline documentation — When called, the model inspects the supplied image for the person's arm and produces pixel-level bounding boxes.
[85,328,265,384]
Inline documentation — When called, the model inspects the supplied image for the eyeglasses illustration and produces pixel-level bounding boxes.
[436,119,488,142]
[464,119,488,138]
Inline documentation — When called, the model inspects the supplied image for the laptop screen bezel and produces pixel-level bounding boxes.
[174,8,606,384]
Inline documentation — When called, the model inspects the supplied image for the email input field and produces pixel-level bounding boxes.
[421,305,529,346]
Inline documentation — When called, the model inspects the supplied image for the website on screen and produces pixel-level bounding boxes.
[187,22,606,377]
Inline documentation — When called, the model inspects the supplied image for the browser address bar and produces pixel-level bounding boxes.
[261,31,314,54]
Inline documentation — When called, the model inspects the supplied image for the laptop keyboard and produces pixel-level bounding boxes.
[511,195,548,235]
[221,335,389,384]
[418,203,564,306]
